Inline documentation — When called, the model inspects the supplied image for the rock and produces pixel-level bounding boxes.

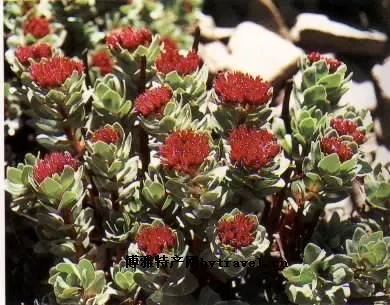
[325,197,353,222]
[227,22,304,88]
[372,57,390,102]
[373,145,390,165]
[290,13,388,56]
[340,80,377,111]
[247,0,290,39]
[197,12,235,41]
[198,42,231,74]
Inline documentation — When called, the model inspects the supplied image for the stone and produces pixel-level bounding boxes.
[372,57,390,102]
[247,0,290,39]
[197,13,235,41]
[373,145,390,166]
[198,42,231,74]
[227,22,304,88]
[340,80,377,111]
[325,197,353,222]
[290,13,388,56]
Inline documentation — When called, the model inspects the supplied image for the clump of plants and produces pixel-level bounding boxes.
[4,2,390,305]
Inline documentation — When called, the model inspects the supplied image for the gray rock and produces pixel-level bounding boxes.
[340,80,377,111]
[373,145,390,166]
[198,42,231,74]
[325,197,353,222]
[247,0,290,39]
[227,22,303,88]
[372,57,390,102]
[197,13,235,41]
[290,13,388,56]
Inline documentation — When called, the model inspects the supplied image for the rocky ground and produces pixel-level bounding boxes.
[198,0,390,219]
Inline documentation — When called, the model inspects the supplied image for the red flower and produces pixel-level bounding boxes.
[23,17,50,39]
[160,130,209,175]
[156,48,202,76]
[161,37,178,52]
[106,27,152,51]
[229,126,280,171]
[217,214,257,249]
[136,226,176,256]
[15,43,52,65]
[330,118,365,144]
[320,137,353,162]
[135,87,172,117]
[33,152,79,184]
[91,51,113,76]
[307,52,343,73]
[29,57,85,88]
[91,127,121,144]
[213,72,272,106]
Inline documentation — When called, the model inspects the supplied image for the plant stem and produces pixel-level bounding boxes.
[281,79,293,134]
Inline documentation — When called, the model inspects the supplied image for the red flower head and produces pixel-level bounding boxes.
[136,226,176,256]
[161,37,178,52]
[213,72,272,106]
[91,127,121,144]
[330,118,365,144]
[106,27,152,51]
[217,214,257,249]
[307,52,343,73]
[15,43,52,65]
[320,137,353,162]
[91,51,113,76]
[23,17,50,39]
[29,57,85,88]
[229,126,280,171]
[156,47,202,76]
[135,87,173,117]
[33,152,79,184]
[160,130,210,175]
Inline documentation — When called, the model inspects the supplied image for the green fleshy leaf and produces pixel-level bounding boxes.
[318,154,341,175]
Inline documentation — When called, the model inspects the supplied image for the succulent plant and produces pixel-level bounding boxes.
[283,243,353,305]
[364,162,390,211]
[48,258,114,304]
[92,73,132,121]
[207,208,270,277]
[346,228,390,297]
[295,52,352,112]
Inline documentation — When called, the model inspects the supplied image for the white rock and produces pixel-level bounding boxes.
[372,57,390,102]
[197,13,235,41]
[373,145,390,166]
[227,22,304,87]
[291,13,388,56]
[198,42,231,74]
[340,80,377,111]
[325,197,353,221]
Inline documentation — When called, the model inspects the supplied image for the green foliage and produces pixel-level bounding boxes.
[283,243,353,305]
[346,228,390,297]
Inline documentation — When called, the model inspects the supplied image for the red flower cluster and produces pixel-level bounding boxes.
[156,47,202,76]
[106,27,152,51]
[160,130,209,175]
[229,126,280,171]
[15,44,52,65]
[213,72,272,106]
[136,226,176,256]
[91,127,121,144]
[161,37,178,52]
[135,87,173,117]
[33,152,79,184]
[217,214,257,249]
[91,51,113,76]
[320,137,353,162]
[29,57,85,88]
[23,17,50,38]
[307,52,343,73]
[330,118,365,144]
